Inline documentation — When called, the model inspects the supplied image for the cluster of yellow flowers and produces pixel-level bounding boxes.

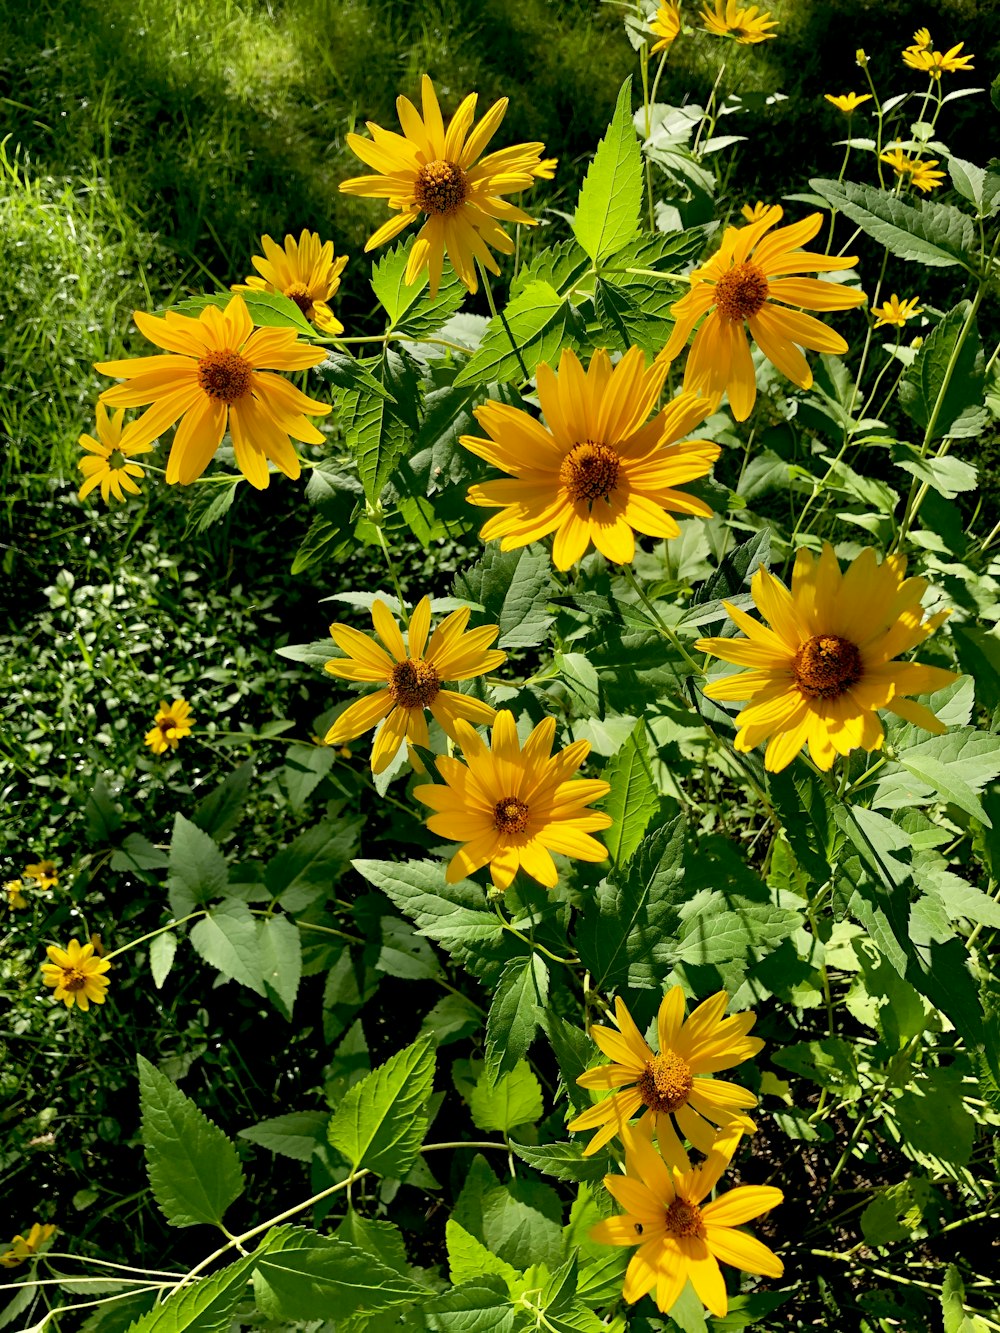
[4,859,58,910]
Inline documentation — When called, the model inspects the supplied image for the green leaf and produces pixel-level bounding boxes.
[953,626,1000,711]
[253,1234,426,1322]
[335,1213,410,1276]
[137,1055,245,1229]
[191,762,253,841]
[327,1035,436,1178]
[601,721,658,866]
[948,157,1000,217]
[453,544,554,649]
[258,915,302,1019]
[894,447,978,498]
[371,238,466,337]
[893,1067,977,1166]
[85,775,123,845]
[468,1059,543,1133]
[111,833,169,876]
[509,1139,610,1183]
[485,955,549,1083]
[426,1278,516,1333]
[453,281,576,387]
[167,814,228,917]
[899,302,987,440]
[238,1111,329,1162]
[264,818,361,911]
[281,745,335,811]
[453,1155,563,1272]
[189,900,265,995]
[572,77,642,265]
[183,477,240,536]
[810,178,975,268]
[445,1221,520,1288]
[125,1251,259,1333]
[898,729,1000,825]
[149,932,177,990]
[291,513,355,576]
[860,1178,936,1247]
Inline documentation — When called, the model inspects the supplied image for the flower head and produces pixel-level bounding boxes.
[872,294,923,329]
[650,2,682,53]
[462,347,720,570]
[903,41,974,79]
[591,1121,783,1319]
[78,403,152,505]
[696,545,957,772]
[41,939,111,1012]
[740,201,782,225]
[824,92,872,114]
[880,145,946,192]
[0,1224,57,1269]
[233,230,348,335]
[340,74,554,295]
[414,710,612,891]
[324,597,504,774]
[24,860,58,891]
[911,27,932,51]
[700,0,777,43]
[4,880,28,910]
[95,294,331,490]
[145,699,194,755]
[569,988,762,1158]
[659,208,866,421]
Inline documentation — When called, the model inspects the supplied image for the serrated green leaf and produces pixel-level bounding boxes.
[810,178,975,268]
[426,1277,516,1333]
[948,157,1000,217]
[894,447,978,498]
[238,1111,329,1161]
[445,1221,520,1288]
[898,729,1000,824]
[509,1140,610,1183]
[327,1035,436,1177]
[264,818,361,909]
[899,302,987,440]
[572,78,642,265]
[371,238,467,337]
[85,775,123,845]
[291,512,355,575]
[453,544,554,649]
[253,1238,426,1322]
[137,1055,245,1229]
[190,900,265,995]
[125,1254,257,1333]
[258,915,302,1019]
[453,281,574,387]
[191,762,253,842]
[149,932,177,990]
[601,721,658,866]
[485,956,549,1083]
[111,833,169,875]
[167,813,228,917]
[468,1059,542,1133]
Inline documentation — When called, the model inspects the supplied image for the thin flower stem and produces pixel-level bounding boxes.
[374,524,408,626]
[622,564,704,676]
[478,261,528,380]
[491,901,579,967]
[640,45,655,231]
[104,912,205,962]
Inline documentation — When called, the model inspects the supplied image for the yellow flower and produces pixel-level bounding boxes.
[911,27,932,51]
[4,880,28,910]
[90,932,108,960]
[903,41,974,79]
[233,230,348,335]
[41,939,111,1012]
[569,989,762,1158]
[855,48,868,67]
[700,0,778,44]
[880,145,946,192]
[340,74,554,296]
[740,201,782,225]
[0,1224,57,1268]
[414,710,612,891]
[659,208,867,421]
[696,545,957,772]
[591,1121,783,1319]
[461,347,720,570]
[24,860,58,891]
[145,699,194,755]
[78,402,152,505]
[650,2,682,53]
[95,294,331,490]
[824,92,873,114]
[324,597,505,774]
[872,294,923,328]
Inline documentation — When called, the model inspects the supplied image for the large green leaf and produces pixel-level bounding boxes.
[810,178,976,269]
[370,238,466,337]
[572,77,642,265]
[898,729,1000,824]
[509,1139,610,1183]
[137,1056,245,1229]
[601,720,658,866]
[453,544,554,649]
[485,956,549,1084]
[167,814,228,917]
[238,1112,329,1162]
[258,914,302,1019]
[325,349,419,504]
[253,1230,426,1322]
[453,281,578,386]
[191,762,253,842]
[189,900,265,995]
[468,1059,543,1133]
[264,818,361,910]
[899,301,987,440]
[425,1278,517,1333]
[125,1252,259,1333]
[327,1035,436,1178]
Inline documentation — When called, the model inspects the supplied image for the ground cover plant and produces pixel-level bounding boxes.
[3,1,1000,1330]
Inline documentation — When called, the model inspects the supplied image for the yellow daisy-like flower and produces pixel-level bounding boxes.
[461,347,720,570]
[872,294,923,329]
[740,201,782,225]
[4,880,28,910]
[696,545,957,772]
[659,208,867,421]
[700,0,778,44]
[78,402,152,505]
[24,860,58,891]
[650,2,682,53]
[569,989,762,1158]
[911,27,932,51]
[879,145,946,192]
[145,699,194,755]
[903,41,974,79]
[591,1121,783,1319]
[233,230,348,335]
[414,710,612,891]
[0,1224,57,1269]
[95,294,331,490]
[324,597,505,774]
[41,938,112,1012]
[824,92,873,114]
[340,74,554,296]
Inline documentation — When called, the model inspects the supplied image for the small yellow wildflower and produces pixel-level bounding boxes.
[78,403,151,505]
[911,27,932,51]
[880,145,946,192]
[872,295,923,329]
[824,92,873,114]
[233,230,348,336]
[903,41,974,80]
[740,201,782,225]
[24,859,58,890]
[41,939,112,1011]
[650,1,682,53]
[145,699,194,755]
[4,880,28,910]
[700,0,777,42]
[0,1224,57,1268]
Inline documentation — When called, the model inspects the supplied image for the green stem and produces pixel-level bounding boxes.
[622,564,704,676]
[491,901,579,967]
[104,912,205,962]
[374,524,408,625]
[479,261,528,380]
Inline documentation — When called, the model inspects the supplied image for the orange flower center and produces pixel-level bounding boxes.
[664,1197,705,1238]
[560,442,621,504]
[714,261,770,322]
[285,284,315,318]
[389,659,440,709]
[414,159,468,215]
[64,968,88,992]
[793,634,863,699]
[637,1051,694,1113]
[197,349,254,404]
[493,796,530,835]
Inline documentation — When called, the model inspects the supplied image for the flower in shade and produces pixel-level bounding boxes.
[650,2,682,52]
[855,48,868,67]
[911,27,932,50]
[24,860,58,891]
[903,41,974,79]
[145,699,194,755]
[696,545,957,772]
[569,989,762,1158]
[700,0,777,43]
[324,597,504,774]
[880,145,946,192]
[461,347,720,570]
[4,881,28,910]
[591,1120,783,1319]
[41,939,111,1011]
[824,92,872,114]
[0,1224,57,1269]
[659,208,866,421]
[340,74,554,295]
[872,294,922,329]
[414,710,612,890]
[233,230,348,335]
[95,294,331,490]
[78,402,152,504]
[740,201,782,225]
